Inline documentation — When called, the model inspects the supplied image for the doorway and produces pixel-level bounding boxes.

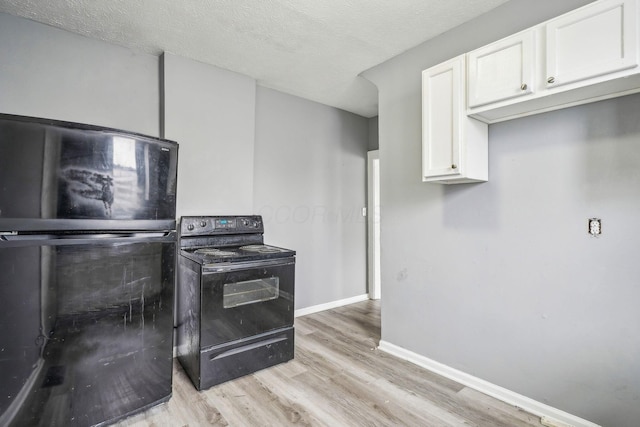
[367,150,380,300]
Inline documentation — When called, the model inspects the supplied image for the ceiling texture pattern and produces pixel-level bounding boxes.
[0,0,510,117]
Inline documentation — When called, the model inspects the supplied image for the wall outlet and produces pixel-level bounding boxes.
[588,218,601,236]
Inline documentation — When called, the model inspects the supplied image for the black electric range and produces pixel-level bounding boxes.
[176,215,296,390]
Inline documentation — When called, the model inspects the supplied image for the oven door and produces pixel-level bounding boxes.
[200,257,295,348]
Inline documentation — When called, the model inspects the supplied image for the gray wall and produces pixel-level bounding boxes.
[363,0,639,426]
[162,53,256,216]
[368,116,379,151]
[253,87,369,309]
[0,13,370,312]
[0,13,159,136]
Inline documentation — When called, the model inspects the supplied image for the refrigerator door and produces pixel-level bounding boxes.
[0,114,178,231]
[0,232,176,427]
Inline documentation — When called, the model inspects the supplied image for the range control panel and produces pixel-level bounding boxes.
[180,215,264,236]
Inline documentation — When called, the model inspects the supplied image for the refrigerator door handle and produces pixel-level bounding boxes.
[0,231,175,242]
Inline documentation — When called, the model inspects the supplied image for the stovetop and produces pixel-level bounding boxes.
[180,244,295,265]
[178,216,295,265]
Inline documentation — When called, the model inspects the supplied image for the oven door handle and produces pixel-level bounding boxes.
[202,257,295,273]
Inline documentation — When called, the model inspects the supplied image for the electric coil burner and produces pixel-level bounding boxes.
[176,216,295,390]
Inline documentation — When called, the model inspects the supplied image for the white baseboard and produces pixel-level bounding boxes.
[295,294,369,318]
[378,340,601,427]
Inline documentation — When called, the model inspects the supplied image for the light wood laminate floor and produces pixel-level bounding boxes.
[115,300,543,426]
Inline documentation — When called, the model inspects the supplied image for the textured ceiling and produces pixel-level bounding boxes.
[0,0,511,117]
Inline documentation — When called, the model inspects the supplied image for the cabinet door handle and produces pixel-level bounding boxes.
[451,164,457,169]
[521,83,528,91]
[547,76,555,84]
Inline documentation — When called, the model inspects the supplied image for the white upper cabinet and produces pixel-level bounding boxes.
[421,0,640,183]
[422,56,488,184]
[546,0,638,88]
[466,0,640,123]
[423,58,461,180]
[467,29,536,108]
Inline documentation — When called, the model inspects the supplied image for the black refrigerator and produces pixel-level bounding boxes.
[0,114,178,426]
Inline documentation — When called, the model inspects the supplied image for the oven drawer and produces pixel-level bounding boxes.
[198,327,294,390]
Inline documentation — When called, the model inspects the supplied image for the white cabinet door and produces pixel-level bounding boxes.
[422,56,488,183]
[467,30,535,108]
[546,0,638,88]
[423,57,461,179]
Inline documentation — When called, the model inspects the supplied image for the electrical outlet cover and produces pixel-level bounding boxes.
[588,218,601,236]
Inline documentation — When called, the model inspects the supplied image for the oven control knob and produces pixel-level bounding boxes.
[187,224,195,231]
[200,220,207,227]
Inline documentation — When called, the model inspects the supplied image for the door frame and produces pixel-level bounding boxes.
[367,150,380,300]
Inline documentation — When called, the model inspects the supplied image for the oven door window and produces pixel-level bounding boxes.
[223,277,279,308]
